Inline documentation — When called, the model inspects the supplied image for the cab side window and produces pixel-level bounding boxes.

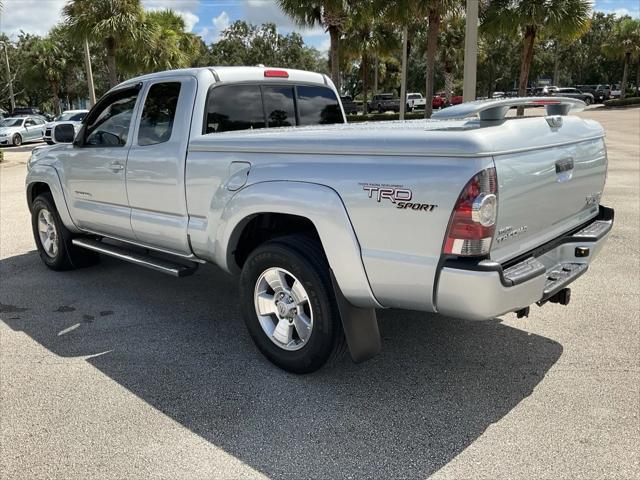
[205,85,265,133]
[84,89,139,146]
[138,82,182,146]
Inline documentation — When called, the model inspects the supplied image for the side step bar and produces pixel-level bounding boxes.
[72,238,198,277]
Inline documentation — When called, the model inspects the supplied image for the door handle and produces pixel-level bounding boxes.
[109,162,124,172]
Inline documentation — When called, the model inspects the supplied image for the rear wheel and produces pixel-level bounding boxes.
[31,193,99,270]
[12,134,22,146]
[584,97,592,105]
[239,236,345,373]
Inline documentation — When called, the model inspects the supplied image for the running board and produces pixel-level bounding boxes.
[72,238,198,277]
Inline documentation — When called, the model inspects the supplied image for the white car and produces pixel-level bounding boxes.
[43,110,88,144]
[406,93,427,111]
[609,84,621,99]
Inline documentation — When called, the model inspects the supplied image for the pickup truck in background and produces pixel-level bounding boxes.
[26,67,614,373]
[368,93,401,113]
[406,93,427,111]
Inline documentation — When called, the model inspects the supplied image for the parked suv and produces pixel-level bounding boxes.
[552,87,594,105]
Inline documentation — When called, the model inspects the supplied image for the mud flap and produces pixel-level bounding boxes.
[331,271,381,363]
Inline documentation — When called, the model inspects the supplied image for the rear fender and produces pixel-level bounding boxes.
[216,181,381,309]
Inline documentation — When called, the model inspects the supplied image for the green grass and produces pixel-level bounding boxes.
[603,96,640,107]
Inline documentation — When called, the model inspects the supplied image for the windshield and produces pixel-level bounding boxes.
[408,94,420,99]
[0,118,23,127]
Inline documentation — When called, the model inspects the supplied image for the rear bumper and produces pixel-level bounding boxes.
[435,205,614,320]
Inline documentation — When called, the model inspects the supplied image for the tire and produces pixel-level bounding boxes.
[31,193,100,271]
[378,105,384,113]
[584,97,592,105]
[12,134,22,146]
[239,235,345,373]
[46,140,54,145]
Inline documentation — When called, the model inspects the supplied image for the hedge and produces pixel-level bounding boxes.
[603,97,640,108]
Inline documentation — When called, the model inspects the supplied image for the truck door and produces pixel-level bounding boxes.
[62,85,141,239]
[126,76,197,253]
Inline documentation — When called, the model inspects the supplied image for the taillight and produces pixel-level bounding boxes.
[264,69,289,78]
[443,167,498,257]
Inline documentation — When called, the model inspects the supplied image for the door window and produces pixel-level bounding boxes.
[84,89,139,146]
[205,85,265,133]
[25,118,36,127]
[296,85,343,125]
[138,82,182,146]
[262,86,296,127]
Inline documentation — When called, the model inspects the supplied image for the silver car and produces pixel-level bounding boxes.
[43,110,88,145]
[0,116,46,146]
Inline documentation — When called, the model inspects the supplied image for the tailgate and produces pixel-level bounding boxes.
[491,136,607,263]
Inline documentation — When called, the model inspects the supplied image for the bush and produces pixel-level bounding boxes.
[604,97,640,107]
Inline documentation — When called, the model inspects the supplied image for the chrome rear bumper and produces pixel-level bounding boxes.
[435,205,614,320]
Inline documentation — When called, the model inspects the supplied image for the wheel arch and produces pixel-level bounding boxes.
[215,181,381,309]
[26,165,80,233]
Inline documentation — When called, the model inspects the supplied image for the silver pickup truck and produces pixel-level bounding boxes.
[26,67,614,373]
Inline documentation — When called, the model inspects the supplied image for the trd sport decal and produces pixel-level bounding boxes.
[360,183,438,212]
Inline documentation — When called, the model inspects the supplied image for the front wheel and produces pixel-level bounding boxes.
[584,97,592,105]
[31,193,99,270]
[12,134,22,146]
[239,236,345,373]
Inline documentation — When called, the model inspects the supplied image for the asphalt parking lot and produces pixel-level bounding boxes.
[1,107,638,480]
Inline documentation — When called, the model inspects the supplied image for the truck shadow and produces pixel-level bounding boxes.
[1,251,562,479]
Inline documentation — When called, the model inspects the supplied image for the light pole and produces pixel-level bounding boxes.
[0,41,16,112]
[462,0,479,102]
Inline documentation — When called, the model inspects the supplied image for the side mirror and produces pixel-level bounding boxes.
[53,123,76,144]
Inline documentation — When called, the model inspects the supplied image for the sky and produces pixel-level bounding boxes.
[1,0,639,53]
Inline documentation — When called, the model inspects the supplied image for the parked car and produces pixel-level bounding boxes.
[432,95,448,109]
[610,84,621,99]
[0,116,46,146]
[368,93,400,113]
[26,67,613,373]
[492,91,506,98]
[12,106,43,116]
[340,95,358,115]
[43,109,89,144]
[575,85,610,103]
[552,87,594,105]
[406,93,427,111]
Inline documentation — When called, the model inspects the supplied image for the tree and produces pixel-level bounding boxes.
[119,9,200,75]
[602,18,640,100]
[437,13,465,103]
[277,0,349,90]
[483,0,591,114]
[63,0,146,88]
[342,2,398,113]
[29,37,65,115]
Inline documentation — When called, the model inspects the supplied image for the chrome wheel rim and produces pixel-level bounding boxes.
[254,267,313,351]
[37,208,58,258]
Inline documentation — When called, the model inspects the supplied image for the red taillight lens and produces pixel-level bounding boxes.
[264,69,289,78]
[443,167,498,256]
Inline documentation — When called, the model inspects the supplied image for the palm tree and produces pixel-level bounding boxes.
[602,18,640,100]
[343,2,398,114]
[437,13,465,103]
[120,9,200,75]
[277,0,349,90]
[483,0,591,114]
[30,37,65,115]
[63,0,146,88]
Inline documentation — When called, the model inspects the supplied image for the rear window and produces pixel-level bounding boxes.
[296,85,342,126]
[204,83,343,134]
[263,86,296,128]
[205,85,265,133]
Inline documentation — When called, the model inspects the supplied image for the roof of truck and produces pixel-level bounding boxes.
[119,66,331,89]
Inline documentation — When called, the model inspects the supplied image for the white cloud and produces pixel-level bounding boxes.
[142,0,200,32]
[213,11,230,31]
[242,0,326,37]
[0,0,66,39]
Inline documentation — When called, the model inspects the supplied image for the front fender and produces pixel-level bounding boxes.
[215,181,381,309]
[26,164,80,233]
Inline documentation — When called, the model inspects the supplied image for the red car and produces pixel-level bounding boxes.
[432,95,449,109]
